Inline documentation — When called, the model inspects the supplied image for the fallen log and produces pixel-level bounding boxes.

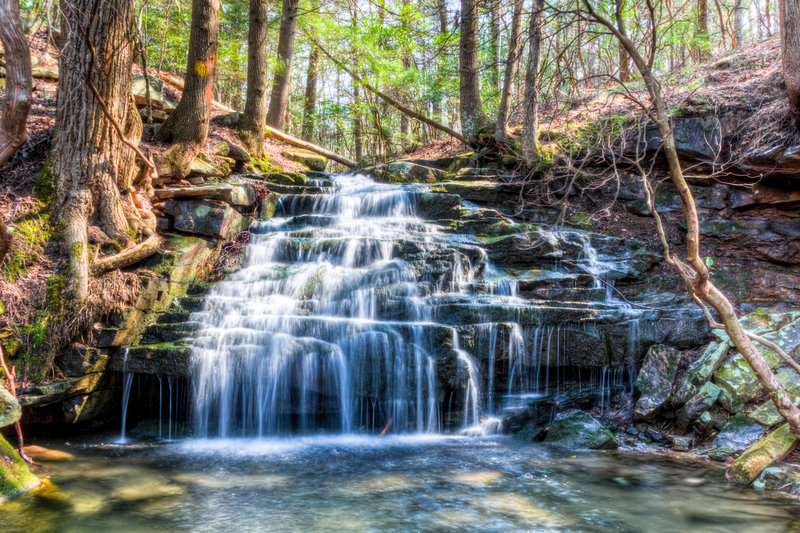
[265,125,358,168]
[90,233,161,276]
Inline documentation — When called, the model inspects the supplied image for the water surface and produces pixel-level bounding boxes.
[3,435,799,532]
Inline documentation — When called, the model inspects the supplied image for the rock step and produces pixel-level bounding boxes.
[156,310,193,324]
[109,344,192,376]
[178,296,206,313]
[140,321,202,344]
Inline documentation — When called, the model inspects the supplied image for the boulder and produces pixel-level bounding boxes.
[677,382,723,425]
[162,199,244,239]
[672,341,731,405]
[210,112,241,127]
[752,464,800,495]
[633,344,680,421]
[0,387,21,428]
[54,344,108,377]
[155,183,256,207]
[189,157,225,178]
[131,75,172,110]
[543,410,618,450]
[139,107,168,123]
[366,161,446,183]
[281,149,327,172]
[0,435,39,502]
[728,424,798,484]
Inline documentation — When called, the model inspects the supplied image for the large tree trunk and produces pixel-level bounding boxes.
[522,0,545,164]
[583,0,800,444]
[459,0,489,142]
[301,46,320,141]
[781,0,800,129]
[237,0,270,154]
[734,0,745,49]
[49,0,151,300]
[265,0,300,129]
[155,0,220,178]
[494,0,524,142]
[0,0,32,168]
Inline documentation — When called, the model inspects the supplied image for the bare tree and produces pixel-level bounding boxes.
[522,0,546,164]
[581,0,800,442]
[495,0,525,142]
[0,0,32,168]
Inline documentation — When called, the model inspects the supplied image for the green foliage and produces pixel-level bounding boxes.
[568,212,594,231]
[1,211,51,283]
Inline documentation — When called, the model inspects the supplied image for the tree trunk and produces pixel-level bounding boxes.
[695,0,710,61]
[353,82,363,162]
[734,0,745,49]
[155,0,220,178]
[431,0,449,136]
[237,0,270,154]
[522,0,545,164]
[615,0,630,82]
[49,0,151,300]
[265,0,300,129]
[488,0,501,94]
[459,0,489,142]
[495,0,524,142]
[0,0,32,168]
[583,0,800,443]
[301,46,320,141]
[781,0,800,129]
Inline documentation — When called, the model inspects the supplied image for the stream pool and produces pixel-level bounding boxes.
[2,435,799,532]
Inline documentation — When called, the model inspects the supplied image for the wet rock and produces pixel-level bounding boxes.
[54,344,108,377]
[711,415,766,453]
[22,445,74,463]
[0,387,21,428]
[366,161,446,183]
[707,447,735,462]
[633,345,680,421]
[543,410,618,450]
[676,382,723,426]
[282,149,327,172]
[415,192,462,220]
[671,436,691,451]
[0,435,39,501]
[672,341,731,406]
[728,424,798,484]
[162,199,244,239]
[512,423,547,442]
[752,464,800,495]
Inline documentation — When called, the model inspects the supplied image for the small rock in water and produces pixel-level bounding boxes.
[683,477,707,487]
[23,445,75,462]
[672,436,691,451]
[707,447,735,462]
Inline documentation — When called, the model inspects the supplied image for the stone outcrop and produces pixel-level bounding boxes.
[543,410,618,450]
[633,345,680,421]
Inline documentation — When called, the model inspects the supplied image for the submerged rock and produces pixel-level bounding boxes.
[752,464,800,495]
[0,435,39,502]
[544,410,618,450]
[633,345,680,421]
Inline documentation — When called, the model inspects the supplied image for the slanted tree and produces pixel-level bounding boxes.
[459,0,489,142]
[237,0,270,154]
[266,0,300,129]
[522,0,545,164]
[581,0,800,445]
[48,0,156,299]
[495,0,524,142]
[781,0,800,129]
[155,0,221,177]
[0,0,32,168]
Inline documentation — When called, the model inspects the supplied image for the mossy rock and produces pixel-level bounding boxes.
[544,410,618,450]
[282,149,327,172]
[0,434,40,502]
[728,424,798,485]
[633,344,680,421]
[0,387,21,428]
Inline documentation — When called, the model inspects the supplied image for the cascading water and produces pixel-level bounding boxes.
[188,173,647,437]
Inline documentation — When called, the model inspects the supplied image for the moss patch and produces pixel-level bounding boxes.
[0,434,40,501]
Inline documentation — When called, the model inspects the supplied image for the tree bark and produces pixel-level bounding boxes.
[694,0,710,61]
[488,0,501,93]
[301,45,320,141]
[734,0,745,49]
[0,0,32,168]
[781,0,800,129]
[155,0,220,178]
[459,0,489,142]
[431,0,449,133]
[583,0,800,443]
[495,0,524,142]
[616,0,631,82]
[237,0,270,154]
[353,82,363,162]
[49,0,151,300]
[522,0,545,164]
[266,0,300,129]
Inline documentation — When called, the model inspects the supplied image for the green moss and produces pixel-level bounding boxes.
[34,165,56,204]
[1,212,51,282]
[568,212,594,231]
[0,434,39,501]
[251,154,274,174]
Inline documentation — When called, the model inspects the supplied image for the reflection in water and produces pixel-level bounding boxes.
[2,435,799,532]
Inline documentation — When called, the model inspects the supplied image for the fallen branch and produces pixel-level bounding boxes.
[265,125,358,168]
[90,232,161,276]
[310,37,467,144]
